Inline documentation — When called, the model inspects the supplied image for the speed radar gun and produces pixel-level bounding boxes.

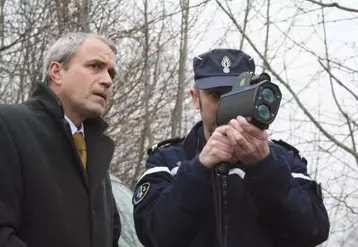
[216,71,282,130]
[213,71,282,247]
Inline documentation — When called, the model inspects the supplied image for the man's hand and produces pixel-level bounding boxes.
[199,125,234,169]
[226,116,270,165]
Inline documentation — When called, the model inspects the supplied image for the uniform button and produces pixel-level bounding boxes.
[93,210,96,216]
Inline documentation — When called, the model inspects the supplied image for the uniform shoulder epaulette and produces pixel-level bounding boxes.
[271,139,307,165]
[147,136,185,155]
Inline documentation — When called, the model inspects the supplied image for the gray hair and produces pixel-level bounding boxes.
[42,32,117,84]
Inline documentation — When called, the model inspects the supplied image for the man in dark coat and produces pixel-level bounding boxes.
[132,49,330,247]
[0,32,121,247]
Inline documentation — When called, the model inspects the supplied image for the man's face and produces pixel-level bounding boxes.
[50,38,117,120]
[190,86,231,139]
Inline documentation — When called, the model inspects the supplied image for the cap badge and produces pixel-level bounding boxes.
[221,56,231,73]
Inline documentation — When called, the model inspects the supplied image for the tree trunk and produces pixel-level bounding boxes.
[171,0,189,137]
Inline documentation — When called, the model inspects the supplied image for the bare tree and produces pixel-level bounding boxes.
[214,0,358,245]
[0,0,5,47]
[171,0,190,137]
[2,1,355,245]
[75,0,90,32]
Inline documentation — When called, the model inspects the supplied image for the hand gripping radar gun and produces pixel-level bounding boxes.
[216,72,282,130]
[212,72,282,247]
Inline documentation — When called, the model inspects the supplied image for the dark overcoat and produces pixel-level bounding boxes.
[0,83,121,247]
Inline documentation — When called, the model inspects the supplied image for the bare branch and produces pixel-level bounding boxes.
[240,0,251,50]
[319,6,358,166]
[263,0,270,71]
[324,189,358,215]
[215,0,358,159]
[318,59,358,102]
[304,0,358,13]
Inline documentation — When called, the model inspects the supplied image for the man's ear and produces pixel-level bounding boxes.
[190,88,200,110]
[48,61,63,86]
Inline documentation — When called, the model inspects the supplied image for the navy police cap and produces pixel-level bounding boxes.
[193,49,255,89]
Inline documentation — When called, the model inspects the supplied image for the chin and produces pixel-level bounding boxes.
[81,100,108,118]
[85,107,105,119]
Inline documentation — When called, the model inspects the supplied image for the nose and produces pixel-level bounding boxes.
[99,70,113,89]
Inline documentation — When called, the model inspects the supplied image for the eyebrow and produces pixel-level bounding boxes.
[87,59,117,78]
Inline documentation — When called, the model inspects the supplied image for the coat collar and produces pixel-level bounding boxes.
[29,83,109,134]
[30,83,64,120]
[183,121,206,160]
[29,83,113,194]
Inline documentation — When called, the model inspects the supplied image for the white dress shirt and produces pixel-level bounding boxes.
[64,115,84,135]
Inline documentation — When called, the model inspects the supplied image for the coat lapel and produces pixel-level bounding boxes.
[86,134,114,197]
[30,83,115,196]
[84,118,115,198]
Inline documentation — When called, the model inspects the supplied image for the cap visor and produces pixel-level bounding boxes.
[195,76,239,90]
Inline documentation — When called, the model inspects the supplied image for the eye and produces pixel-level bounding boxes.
[108,68,116,79]
[207,91,220,100]
[89,63,101,70]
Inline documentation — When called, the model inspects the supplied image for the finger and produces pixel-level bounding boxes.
[225,128,237,147]
[228,119,243,133]
[214,125,232,134]
[225,127,241,147]
[213,148,233,162]
[211,127,232,146]
[209,138,232,151]
[237,116,267,140]
[232,148,243,161]
[228,119,254,144]
[234,131,250,150]
[225,125,250,150]
[225,128,243,161]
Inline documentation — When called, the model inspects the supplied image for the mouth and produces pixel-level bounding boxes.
[93,91,107,101]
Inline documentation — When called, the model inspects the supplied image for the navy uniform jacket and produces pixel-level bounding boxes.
[132,121,330,247]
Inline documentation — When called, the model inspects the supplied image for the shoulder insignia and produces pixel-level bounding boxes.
[132,182,151,205]
[271,139,307,165]
[147,136,184,155]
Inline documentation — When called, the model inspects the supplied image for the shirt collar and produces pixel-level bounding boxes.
[64,115,84,135]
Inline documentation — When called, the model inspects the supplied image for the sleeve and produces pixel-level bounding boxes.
[111,192,121,247]
[0,116,27,247]
[243,144,330,246]
[132,150,213,247]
